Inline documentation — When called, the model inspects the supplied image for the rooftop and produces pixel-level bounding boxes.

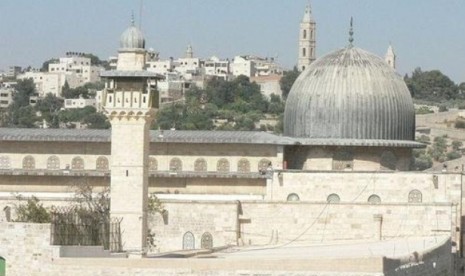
[0,128,424,147]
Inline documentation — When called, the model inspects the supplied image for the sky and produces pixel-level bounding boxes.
[0,0,464,83]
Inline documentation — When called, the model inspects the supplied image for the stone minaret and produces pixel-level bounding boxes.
[298,4,316,71]
[185,44,194,58]
[101,19,161,257]
[385,44,396,70]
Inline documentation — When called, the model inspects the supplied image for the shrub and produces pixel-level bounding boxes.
[447,151,462,160]
[438,104,448,112]
[455,119,465,129]
[14,196,51,223]
[415,106,434,114]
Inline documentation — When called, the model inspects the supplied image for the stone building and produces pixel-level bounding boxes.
[0,15,463,276]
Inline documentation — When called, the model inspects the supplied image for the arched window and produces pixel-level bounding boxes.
[0,156,10,169]
[380,151,397,170]
[327,194,340,203]
[368,194,381,204]
[287,193,300,202]
[303,29,307,39]
[148,157,158,171]
[47,156,60,170]
[96,156,109,170]
[310,30,314,40]
[310,47,314,57]
[22,155,35,170]
[332,151,353,171]
[408,190,422,203]
[258,159,271,172]
[302,48,306,57]
[194,158,207,172]
[201,232,213,249]
[170,158,182,172]
[182,231,195,250]
[237,158,250,173]
[217,158,230,173]
[71,156,84,170]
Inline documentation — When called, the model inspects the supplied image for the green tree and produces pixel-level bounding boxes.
[404,68,458,102]
[14,196,51,223]
[279,67,300,99]
[83,113,110,129]
[36,94,64,127]
[413,154,433,171]
[41,58,59,72]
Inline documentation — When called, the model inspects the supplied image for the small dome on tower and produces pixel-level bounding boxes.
[120,21,145,49]
[284,46,415,142]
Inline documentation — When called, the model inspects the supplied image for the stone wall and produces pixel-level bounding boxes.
[383,237,452,276]
[149,200,238,252]
[284,146,412,171]
[239,202,453,246]
[269,172,462,205]
[0,222,53,276]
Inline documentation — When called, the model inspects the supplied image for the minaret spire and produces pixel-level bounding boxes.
[131,11,135,26]
[348,17,354,47]
[385,42,396,70]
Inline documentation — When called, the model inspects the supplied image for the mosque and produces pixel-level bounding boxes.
[0,5,463,276]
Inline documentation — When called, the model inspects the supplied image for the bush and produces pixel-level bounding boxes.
[447,151,462,160]
[415,106,434,114]
[416,135,431,144]
[14,196,51,223]
[452,140,463,150]
[438,104,448,112]
[413,154,433,171]
[455,119,465,129]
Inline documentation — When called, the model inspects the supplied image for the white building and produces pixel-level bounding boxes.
[231,56,255,77]
[18,53,103,98]
[17,71,62,97]
[64,97,96,109]
[0,82,15,108]
[204,56,230,79]
[48,53,102,86]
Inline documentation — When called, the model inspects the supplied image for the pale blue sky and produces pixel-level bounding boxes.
[0,0,464,83]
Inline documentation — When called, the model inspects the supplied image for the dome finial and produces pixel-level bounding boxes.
[348,17,354,47]
[131,10,135,26]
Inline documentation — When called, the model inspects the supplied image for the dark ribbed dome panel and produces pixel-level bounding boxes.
[284,47,415,141]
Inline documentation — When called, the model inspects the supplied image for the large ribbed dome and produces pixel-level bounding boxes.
[284,47,415,142]
[120,24,145,49]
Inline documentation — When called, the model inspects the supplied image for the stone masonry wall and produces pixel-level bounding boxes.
[383,237,452,276]
[149,200,238,252]
[0,222,53,276]
[239,202,453,246]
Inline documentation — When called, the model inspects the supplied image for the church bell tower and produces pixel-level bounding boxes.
[101,19,162,257]
[298,4,316,71]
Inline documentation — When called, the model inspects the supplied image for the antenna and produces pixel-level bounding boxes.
[139,0,143,29]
